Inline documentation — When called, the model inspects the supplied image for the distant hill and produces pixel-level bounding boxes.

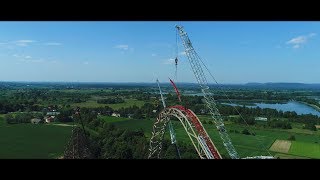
[244,82,320,89]
[1,81,320,90]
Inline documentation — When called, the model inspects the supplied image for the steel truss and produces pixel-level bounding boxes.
[148,105,221,159]
[176,25,239,159]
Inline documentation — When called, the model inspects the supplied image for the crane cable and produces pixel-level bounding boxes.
[175,27,272,157]
[175,28,179,82]
[196,54,273,157]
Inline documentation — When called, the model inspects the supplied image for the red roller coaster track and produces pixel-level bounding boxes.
[169,105,221,159]
[148,104,222,159]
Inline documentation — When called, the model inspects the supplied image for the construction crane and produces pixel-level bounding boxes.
[175,25,239,159]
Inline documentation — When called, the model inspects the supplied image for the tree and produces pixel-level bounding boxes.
[303,123,317,131]
[288,135,296,141]
[242,129,251,135]
[4,114,15,124]
[132,109,144,119]
[57,110,72,122]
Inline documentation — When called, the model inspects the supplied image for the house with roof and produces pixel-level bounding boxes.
[44,116,55,123]
[31,118,42,124]
[111,112,121,117]
[255,117,268,121]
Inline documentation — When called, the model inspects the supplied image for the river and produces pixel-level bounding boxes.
[221,101,320,117]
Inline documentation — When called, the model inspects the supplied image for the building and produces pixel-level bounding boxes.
[152,110,157,113]
[44,116,55,123]
[255,117,268,121]
[111,113,121,117]
[47,111,60,116]
[31,118,42,124]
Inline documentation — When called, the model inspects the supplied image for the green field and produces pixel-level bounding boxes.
[98,115,131,123]
[113,118,154,133]
[72,99,145,110]
[106,116,320,158]
[274,153,308,159]
[0,115,5,125]
[0,122,72,159]
[109,118,275,158]
[289,141,320,158]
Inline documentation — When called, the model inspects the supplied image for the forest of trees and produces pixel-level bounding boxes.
[97,97,125,104]
[1,88,319,130]
[75,112,199,159]
[4,112,43,124]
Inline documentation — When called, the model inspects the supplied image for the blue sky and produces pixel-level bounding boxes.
[0,21,319,84]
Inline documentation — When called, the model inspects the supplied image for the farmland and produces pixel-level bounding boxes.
[289,141,320,158]
[0,117,72,159]
[1,82,320,158]
[106,115,320,158]
[269,140,291,153]
[71,99,145,110]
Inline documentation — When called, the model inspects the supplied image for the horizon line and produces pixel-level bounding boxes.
[1,81,320,85]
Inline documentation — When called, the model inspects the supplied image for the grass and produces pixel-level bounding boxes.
[289,141,320,158]
[0,115,5,126]
[106,115,320,158]
[112,118,154,133]
[0,123,72,159]
[108,118,275,158]
[98,115,131,123]
[269,140,291,153]
[107,99,145,110]
[71,98,145,110]
[274,153,309,159]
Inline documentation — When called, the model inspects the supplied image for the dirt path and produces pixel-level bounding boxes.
[269,140,292,153]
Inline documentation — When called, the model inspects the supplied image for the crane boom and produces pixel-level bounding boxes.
[176,25,239,159]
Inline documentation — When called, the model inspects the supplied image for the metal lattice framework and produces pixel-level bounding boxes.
[148,105,221,159]
[63,127,93,159]
[63,107,93,159]
[176,25,239,159]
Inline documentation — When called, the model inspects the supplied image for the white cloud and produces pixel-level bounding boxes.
[179,51,186,56]
[16,40,35,43]
[13,54,48,63]
[16,43,28,47]
[293,44,300,49]
[152,53,157,57]
[44,42,62,46]
[83,61,89,65]
[115,44,129,50]
[12,54,33,59]
[163,58,175,65]
[287,36,306,44]
[14,40,36,47]
[309,33,317,37]
[19,59,44,63]
[286,33,316,49]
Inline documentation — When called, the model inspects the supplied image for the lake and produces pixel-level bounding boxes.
[222,101,320,117]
